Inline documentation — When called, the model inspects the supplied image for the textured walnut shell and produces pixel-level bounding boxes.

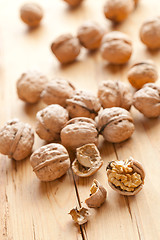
[100,31,132,64]
[77,21,104,50]
[41,78,75,107]
[30,143,70,182]
[69,207,90,225]
[63,0,83,7]
[133,83,160,118]
[0,119,34,161]
[127,60,158,89]
[20,3,43,27]
[97,107,134,143]
[85,179,107,208]
[104,0,134,23]
[51,34,81,64]
[66,90,101,119]
[36,104,69,142]
[98,80,132,110]
[61,117,98,151]
[17,70,48,104]
[140,17,160,49]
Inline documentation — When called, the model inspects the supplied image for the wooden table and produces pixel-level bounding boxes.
[0,0,160,239]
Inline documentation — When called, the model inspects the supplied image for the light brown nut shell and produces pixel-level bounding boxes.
[69,207,90,225]
[20,3,43,27]
[98,80,132,110]
[30,143,70,182]
[127,60,158,89]
[63,0,83,7]
[66,90,101,119]
[36,104,69,142]
[0,119,34,161]
[100,31,132,64]
[133,83,160,118]
[97,107,134,143]
[51,34,81,64]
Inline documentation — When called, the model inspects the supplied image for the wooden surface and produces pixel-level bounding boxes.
[0,0,160,239]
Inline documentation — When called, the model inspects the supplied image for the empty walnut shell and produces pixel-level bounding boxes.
[97,107,134,143]
[106,157,145,196]
[69,207,90,225]
[127,60,158,89]
[61,117,98,151]
[63,0,83,7]
[36,104,69,142]
[100,31,132,64]
[30,143,70,182]
[0,119,34,161]
[98,80,132,110]
[66,90,101,119]
[51,34,81,64]
[133,83,160,118]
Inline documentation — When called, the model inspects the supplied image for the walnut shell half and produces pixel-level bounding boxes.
[69,207,90,225]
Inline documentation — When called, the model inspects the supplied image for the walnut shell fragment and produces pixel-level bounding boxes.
[69,207,90,225]
[106,157,145,196]
[85,179,107,208]
[63,0,83,7]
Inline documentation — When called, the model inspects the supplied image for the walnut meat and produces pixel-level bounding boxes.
[100,31,132,64]
[97,107,134,143]
[30,143,70,181]
[17,70,48,104]
[51,34,81,64]
[61,117,98,151]
[106,157,145,195]
[66,90,101,119]
[63,0,83,7]
[41,78,75,107]
[0,119,34,161]
[127,60,158,89]
[133,83,160,118]
[98,80,132,110]
[20,3,43,27]
[69,207,90,225]
[36,104,69,142]
[140,17,160,49]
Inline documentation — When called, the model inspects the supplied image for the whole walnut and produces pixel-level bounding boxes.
[133,83,160,118]
[17,70,48,104]
[100,31,132,64]
[127,60,158,89]
[41,78,75,107]
[66,90,101,119]
[30,143,70,182]
[98,80,132,110]
[0,119,34,161]
[63,0,83,7]
[36,104,69,142]
[104,0,134,23]
[77,21,104,50]
[51,34,81,64]
[97,107,134,143]
[61,117,98,151]
[140,17,160,49]
[20,3,43,27]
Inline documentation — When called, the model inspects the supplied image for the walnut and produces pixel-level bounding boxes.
[20,3,43,27]
[133,83,160,118]
[127,60,158,89]
[17,70,48,104]
[97,107,134,143]
[140,17,160,49]
[72,144,103,177]
[41,78,75,107]
[77,21,104,50]
[69,207,90,225]
[85,179,107,208]
[104,0,134,23]
[66,90,101,119]
[63,0,83,7]
[98,80,132,110]
[0,119,34,161]
[36,104,69,142]
[106,157,145,195]
[51,34,81,64]
[61,117,98,151]
[30,143,70,181]
[100,31,132,64]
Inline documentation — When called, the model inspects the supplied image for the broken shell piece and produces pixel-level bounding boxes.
[69,207,90,225]
[85,179,107,208]
[106,157,145,196]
